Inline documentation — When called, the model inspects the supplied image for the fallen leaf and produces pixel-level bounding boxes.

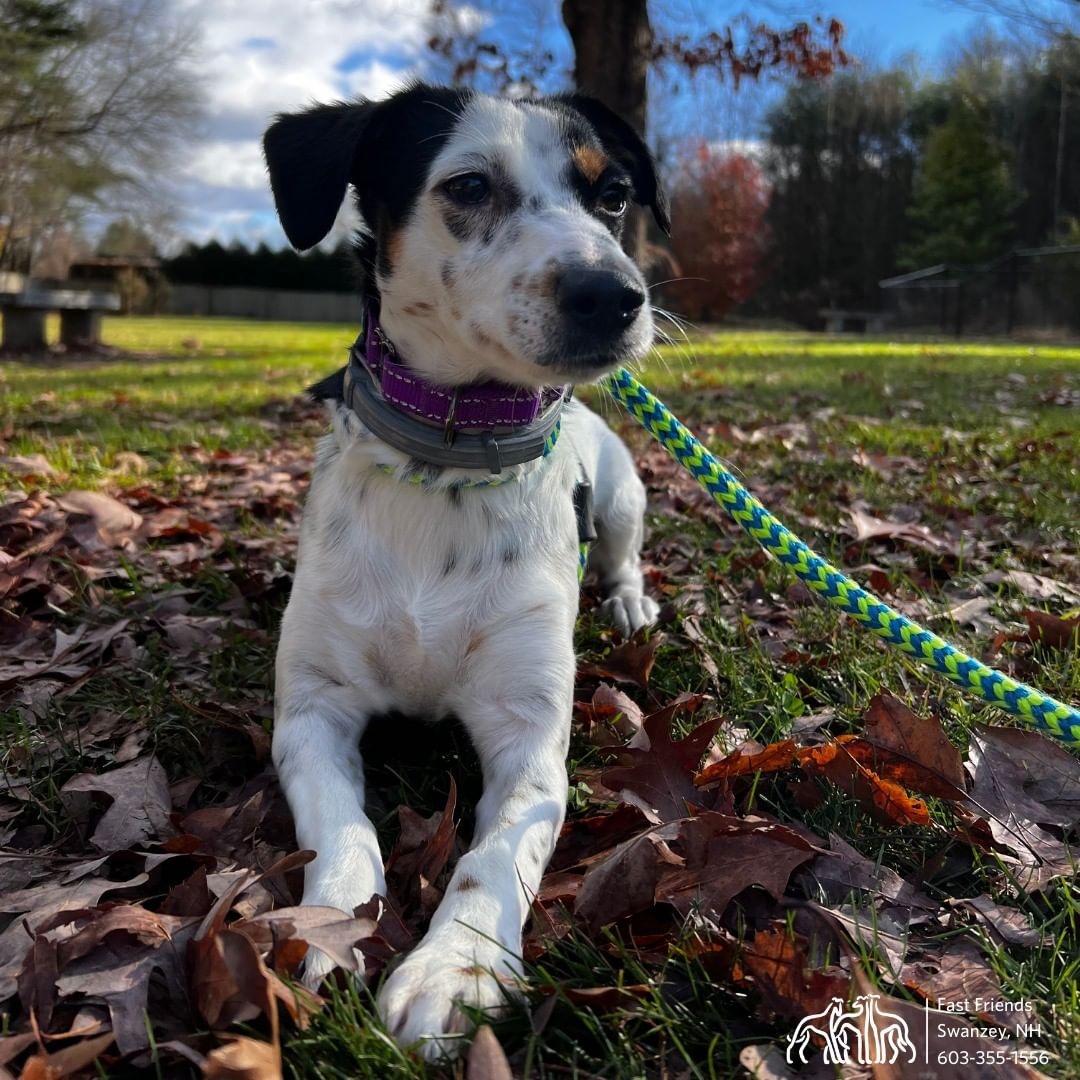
[603,711,721,822]
[735,924,851,1020]
[466,1024,513,1080]
[695,739,797,787]
[202,1034,281,1080]
[967,724,1080,828]
[900,938,1012,1020]
[804,833,937,912]
[657,814,819,919]
[384,779,458,919]
[948,895,1044,947]
[1021,609,1080,650]
[984,569,1080,606]
[799,742,932,826]
[17,1031,114,1080]
[577,632,664,687]
[56,490,142,535]
[62,755,173,851]
[856,692,967,800]
[574,821,682,931]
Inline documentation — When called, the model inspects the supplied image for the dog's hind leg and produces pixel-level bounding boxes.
[272,689,384,985]
[589,425,659,636]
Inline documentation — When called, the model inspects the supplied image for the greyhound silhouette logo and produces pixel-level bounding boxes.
[786,994,917,1065]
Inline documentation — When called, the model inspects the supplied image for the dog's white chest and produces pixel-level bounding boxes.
[286,444,581,716]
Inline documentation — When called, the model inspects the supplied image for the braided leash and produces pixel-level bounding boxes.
[603,367,1080,745]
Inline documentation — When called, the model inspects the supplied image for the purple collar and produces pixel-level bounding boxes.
[354,308,566,431]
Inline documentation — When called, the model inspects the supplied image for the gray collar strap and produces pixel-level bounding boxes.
[342,343,569,474]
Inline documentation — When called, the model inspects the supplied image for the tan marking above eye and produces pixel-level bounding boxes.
[573,145,608,184]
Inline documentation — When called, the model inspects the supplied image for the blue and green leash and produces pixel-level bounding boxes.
[602,367,1080,746]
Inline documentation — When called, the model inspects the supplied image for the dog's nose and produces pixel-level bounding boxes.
[556,268,645,336]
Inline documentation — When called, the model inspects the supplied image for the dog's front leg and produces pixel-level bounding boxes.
[377,675,571,1060]
[272,697,384,984]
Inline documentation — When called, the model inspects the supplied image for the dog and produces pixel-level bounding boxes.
[263,81,668,1059]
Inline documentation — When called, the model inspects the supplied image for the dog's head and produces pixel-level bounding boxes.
[263,83,668,388]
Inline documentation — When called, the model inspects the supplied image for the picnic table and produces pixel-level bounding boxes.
[0,286,120,351]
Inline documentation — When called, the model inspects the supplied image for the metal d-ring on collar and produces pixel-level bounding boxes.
[343,338,569,474]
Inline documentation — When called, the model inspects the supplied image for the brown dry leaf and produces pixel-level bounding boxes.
[861,692,966,798]
[738,1043,802,1080]
[17,1031,114,1080]
[548,803,650,872]
[948,895,1044,947]
[384,779,458,919]
[736,924,851,1020]
[1021,609,1080,650]
[0,453,58,478]
[574,683,643,743]
[0,872,150,1002]
[656,814,819,920]
[56,490,142,537]
[804,833,937,912]
[984,569,1080,606]
[574,821,682,932]
[695,739,797,787]
[798,742,932,826]
[238,906,378,975]
[967,724,1080,828]
[202,1034,281,1080]
[61,755,173,851]
[900,938,1010,1019]
[844,502,960,557]
[466,1024,513,1080]
[52,911,200,1054]
[577,632,664,687]
[602,712,721,823]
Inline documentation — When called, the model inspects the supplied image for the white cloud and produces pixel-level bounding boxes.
[169,0,435,244]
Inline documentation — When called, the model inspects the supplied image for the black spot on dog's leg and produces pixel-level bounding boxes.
[443,548,458,575]
[501,542,519,565]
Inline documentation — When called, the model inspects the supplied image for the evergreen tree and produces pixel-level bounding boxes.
[900,97,1018,268]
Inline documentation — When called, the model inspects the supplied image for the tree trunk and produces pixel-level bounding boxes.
[562,0,651,264]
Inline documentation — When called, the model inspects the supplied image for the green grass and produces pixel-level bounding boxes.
[2,315,1079,1078]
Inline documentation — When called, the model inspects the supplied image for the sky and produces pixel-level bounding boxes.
[167,0,1010,250]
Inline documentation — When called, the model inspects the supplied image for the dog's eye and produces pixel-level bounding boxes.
[443,173,491,206]
[597,185,629,216]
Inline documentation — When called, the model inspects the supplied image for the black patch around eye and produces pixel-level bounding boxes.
[438,166,522,245]
[564,161,632,236]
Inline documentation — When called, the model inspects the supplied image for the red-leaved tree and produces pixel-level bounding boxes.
[668,145,769,321]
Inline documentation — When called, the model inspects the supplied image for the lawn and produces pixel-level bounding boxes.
[1,316,1079,1079]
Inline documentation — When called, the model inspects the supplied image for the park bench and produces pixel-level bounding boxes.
[0,286,120,351]
[818,308,891,333]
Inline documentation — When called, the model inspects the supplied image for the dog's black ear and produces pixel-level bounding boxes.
[263,101,377,251]
[560,94,670,236]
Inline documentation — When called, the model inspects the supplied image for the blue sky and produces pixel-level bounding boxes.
[168,0,1015,250]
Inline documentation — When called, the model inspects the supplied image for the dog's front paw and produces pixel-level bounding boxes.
[377,943,522,1061]
[601,593,659,637]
